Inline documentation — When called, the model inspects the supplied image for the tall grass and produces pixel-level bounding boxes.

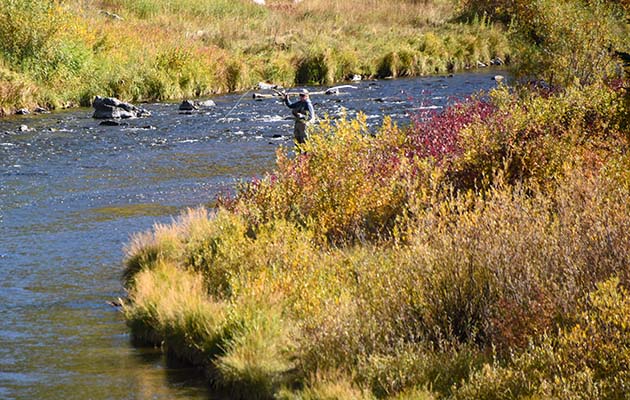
[116,1,630,397]
[0,0,511,113]
[122,74,630,398]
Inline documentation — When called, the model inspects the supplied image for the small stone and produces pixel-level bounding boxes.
[197,100,216,108]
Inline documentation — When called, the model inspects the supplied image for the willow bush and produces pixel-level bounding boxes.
[453,278,630,399]
[458,0,630,87]
[0,1,61,65]
[123,161,630,399]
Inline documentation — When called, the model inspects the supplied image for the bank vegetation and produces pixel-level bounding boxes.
[0,0,510,116]
[119,0,630,399]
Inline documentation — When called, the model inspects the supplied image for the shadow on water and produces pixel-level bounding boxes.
[0,70,506,399]
[132,346,216,399]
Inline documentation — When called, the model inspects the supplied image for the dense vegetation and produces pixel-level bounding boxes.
[120,0,630,398]
[0,0,510,115]
[123,86,630,399]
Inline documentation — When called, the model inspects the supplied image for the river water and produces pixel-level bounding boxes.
[0,71,503,399]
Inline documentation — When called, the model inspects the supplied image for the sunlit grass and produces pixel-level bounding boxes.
[122,78,630,398]
[0,0,510,111]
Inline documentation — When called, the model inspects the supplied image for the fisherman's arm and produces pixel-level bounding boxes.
[283,93,292,108]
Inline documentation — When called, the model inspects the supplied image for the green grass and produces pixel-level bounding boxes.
[0,0,511,114]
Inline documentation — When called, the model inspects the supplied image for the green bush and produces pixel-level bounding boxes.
[513,0,628,87]
[458,0,630,88]
[296,51,332,85]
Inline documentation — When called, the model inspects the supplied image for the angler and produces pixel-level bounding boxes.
[282,88,315,145]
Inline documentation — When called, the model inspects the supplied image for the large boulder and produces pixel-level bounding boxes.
[92,96,151,119]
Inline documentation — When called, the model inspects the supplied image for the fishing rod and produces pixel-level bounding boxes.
[216,81,294,121]
[217,88,253,122]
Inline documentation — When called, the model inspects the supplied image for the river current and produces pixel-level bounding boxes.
[0,71,502,399]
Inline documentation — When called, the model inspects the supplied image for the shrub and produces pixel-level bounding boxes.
[296,51,332,85]
[123,151,630,399]
[514,0,627,87]
[444,82,628,189]
[453,278,630,399]
[407,97,497,162]
[223,114,413,243]
[459,0,629,87]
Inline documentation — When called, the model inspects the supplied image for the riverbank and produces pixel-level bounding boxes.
[122,78,630,399]
[0,0,510,116]
[0,71,506,399]
[117,1,630,398]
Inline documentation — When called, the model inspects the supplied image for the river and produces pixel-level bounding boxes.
[0,71,503,399]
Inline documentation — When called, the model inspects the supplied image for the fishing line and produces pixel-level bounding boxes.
[217,88,253,122]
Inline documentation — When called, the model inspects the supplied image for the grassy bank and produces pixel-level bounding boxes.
[118,0,630,398]
[0,0,510,115]
[122,78,630,398]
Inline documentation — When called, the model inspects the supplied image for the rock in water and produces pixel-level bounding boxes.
[196,100,216,108]
[179,100,198,111]
[92,96,151,119]
[178,99,215,111]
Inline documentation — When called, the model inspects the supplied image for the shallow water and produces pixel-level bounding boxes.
[0,71,503,399]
